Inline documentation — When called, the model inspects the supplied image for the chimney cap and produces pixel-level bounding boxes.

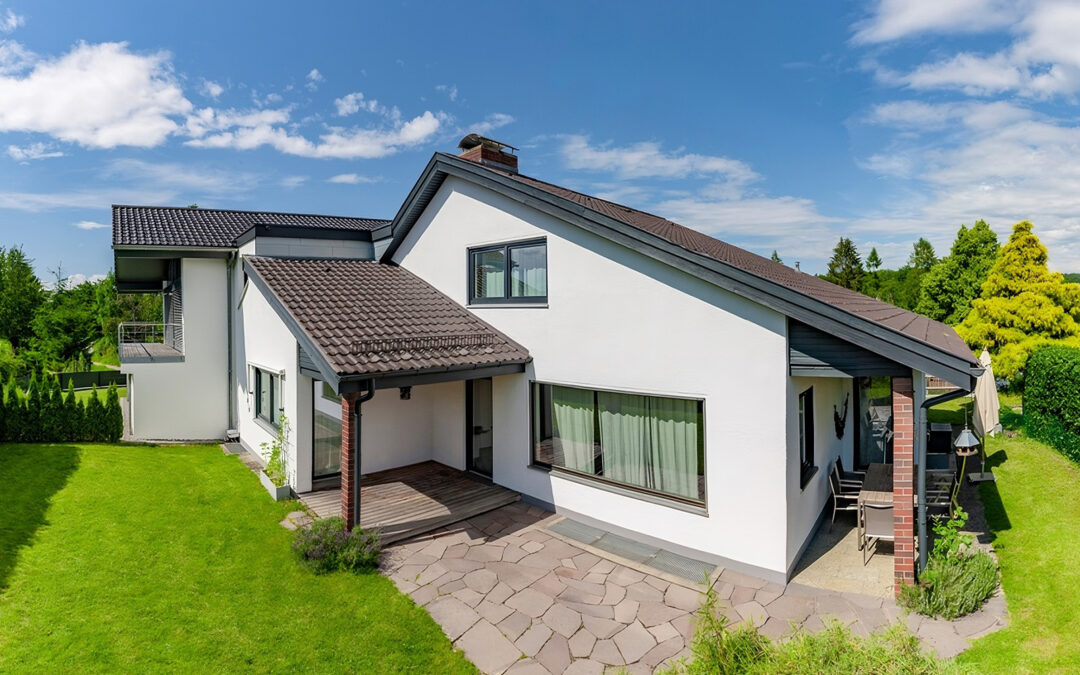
[458,134,518,154]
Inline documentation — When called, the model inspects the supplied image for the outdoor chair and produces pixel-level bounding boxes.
[861,502,895,565]
[829,462,860,533]
[836,455,865,488]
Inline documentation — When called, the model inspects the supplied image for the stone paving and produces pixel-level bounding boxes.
[381,501,1009,674]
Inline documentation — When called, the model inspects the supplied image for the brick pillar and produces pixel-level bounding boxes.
[892,376,916,595]
[341,393,358,529]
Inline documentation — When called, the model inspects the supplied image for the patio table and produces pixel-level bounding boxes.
[859,462,893,507]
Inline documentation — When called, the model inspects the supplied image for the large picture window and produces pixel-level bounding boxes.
[254,367,281,427]
[469,239,547,304]
[532,382,705,505]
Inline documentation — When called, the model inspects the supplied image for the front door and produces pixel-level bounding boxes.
[467,378,493,477]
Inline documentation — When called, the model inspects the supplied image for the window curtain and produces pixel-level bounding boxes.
[598,392,649,487]
[313,410,341,476]
[552,385,596,474]
[646,396,700,500]
[511,246,547,297]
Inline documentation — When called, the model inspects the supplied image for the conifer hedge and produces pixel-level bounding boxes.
[0,371,123,443]
[1024,344,1080,464]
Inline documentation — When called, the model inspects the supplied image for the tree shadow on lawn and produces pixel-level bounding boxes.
[0,444,80,593]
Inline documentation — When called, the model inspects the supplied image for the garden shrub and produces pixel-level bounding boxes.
[0,369,114,443]
[261,412,290,487]
[899,507,999,620]
[663,583,955,674]
[292,517,381,574]
[1024,344,1080,463]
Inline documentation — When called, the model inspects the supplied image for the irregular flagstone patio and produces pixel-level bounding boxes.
[380,501,1008,674]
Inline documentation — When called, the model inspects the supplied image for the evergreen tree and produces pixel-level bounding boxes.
[917,220,1000,325]
[770,250,783,264]
[908,238,938,271]
[63,381,78,441]
[957,221,1080,381]
[5,376,21,442]
[823,237,865,290]
[0,247,44,349]
[39,374,57,442]
[24,371,41,442]
[866,248,882,272]
[104,382,123,442]
[0,376,6,442]
[85,385,105,442]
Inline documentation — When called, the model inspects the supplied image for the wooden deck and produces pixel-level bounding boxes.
[119,342,183,363]
[298,461,520,544]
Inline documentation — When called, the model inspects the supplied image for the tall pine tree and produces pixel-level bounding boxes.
[823,237,865,290]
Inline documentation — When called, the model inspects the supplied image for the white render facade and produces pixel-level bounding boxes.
[112,142,981,584]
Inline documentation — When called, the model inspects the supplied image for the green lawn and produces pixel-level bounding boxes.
[73,386,127,403]
[953,400,1080,673]
[0,443,474,673]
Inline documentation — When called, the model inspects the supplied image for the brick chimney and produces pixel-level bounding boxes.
[457,134,518,173]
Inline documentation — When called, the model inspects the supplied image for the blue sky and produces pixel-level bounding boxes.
[3,0,1080,283]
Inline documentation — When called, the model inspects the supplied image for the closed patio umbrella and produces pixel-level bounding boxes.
[972,349,1001,439]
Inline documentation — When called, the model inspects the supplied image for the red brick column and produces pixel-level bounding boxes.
[892,377,916,595]
[341,393,358,529]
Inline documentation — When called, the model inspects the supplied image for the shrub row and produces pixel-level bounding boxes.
[0,372,123,443]
[1024,344,1080,464]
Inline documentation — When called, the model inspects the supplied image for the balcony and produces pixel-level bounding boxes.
[118,322,184,364]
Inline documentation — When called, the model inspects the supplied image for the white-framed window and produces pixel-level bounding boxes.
[253,366,282,427]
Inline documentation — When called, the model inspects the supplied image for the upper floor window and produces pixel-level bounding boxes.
[469,239,547,304]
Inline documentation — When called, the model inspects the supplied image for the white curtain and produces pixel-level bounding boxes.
[647,396,701,500]
[552,386,596,474]
[598,392,649,487]
[511,245,547,297]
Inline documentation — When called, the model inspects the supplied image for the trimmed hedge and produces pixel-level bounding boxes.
[0,372,123,443]
[1024,344,1080,463]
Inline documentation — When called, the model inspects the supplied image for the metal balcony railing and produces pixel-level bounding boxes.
[118,322,184,362]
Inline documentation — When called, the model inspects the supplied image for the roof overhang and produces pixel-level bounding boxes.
[232,223,374,247]
[113,245,234,292]
[381,153,982,391]
[243,258,530,396]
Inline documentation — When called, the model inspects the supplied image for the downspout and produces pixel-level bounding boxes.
[226,252,236,433]
[352,380,375,528]
[918,387,969,573]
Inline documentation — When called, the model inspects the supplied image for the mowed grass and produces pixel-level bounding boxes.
[73,386,126,403]
[0,443,475,674]
[954,400,1080,673]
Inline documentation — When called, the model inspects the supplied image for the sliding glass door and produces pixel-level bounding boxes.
[855,377,893,468]
[312,380,341,479]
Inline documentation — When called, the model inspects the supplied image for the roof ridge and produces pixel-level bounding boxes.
[112,204,390,223]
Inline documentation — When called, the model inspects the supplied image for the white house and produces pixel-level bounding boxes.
[112,136,983,591]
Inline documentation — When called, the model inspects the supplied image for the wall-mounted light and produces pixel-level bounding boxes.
[399,387,412,400]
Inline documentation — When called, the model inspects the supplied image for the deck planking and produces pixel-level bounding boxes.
[298,461,519,544]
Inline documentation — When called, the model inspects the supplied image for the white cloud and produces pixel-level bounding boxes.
[7,141,62,160]
[280,175,307,189]
[328,173,378,184]
[74,220,108,230]
[0,187,173,211]
[104,158,259,196]
[186,109,444,159]
[62,272,107,286]
[560,135,760,199]
[333,91,398,119]
[0,41,191,148]
[199,79,224,99]
[467,113,515,136]
[436,84,458,101]
[0,7,25,34]
[852,0,1019,44]
[305,68,323,90]
[0,38,33,74]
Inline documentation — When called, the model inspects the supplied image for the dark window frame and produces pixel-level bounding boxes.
[529,381,707,507]
[798,387,815,488]
[468,238,548,305]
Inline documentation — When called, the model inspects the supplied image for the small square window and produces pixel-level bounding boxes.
[469,239,547,304]
[254,367,281,427]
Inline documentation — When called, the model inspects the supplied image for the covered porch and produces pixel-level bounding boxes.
[298,461,520,545]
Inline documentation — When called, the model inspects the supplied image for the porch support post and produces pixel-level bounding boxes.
[891,376,916,596]
[341,392,359,529]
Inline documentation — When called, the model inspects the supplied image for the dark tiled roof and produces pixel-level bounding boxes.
[473,161,976,366]
[245,256,530,378]
[113,205,388,248]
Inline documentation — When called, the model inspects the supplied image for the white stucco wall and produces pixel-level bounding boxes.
[390,176,792,576]
[253,236,373,259]
[359,381,465,475]
[122,257,229,440]
[785,375,854,572]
